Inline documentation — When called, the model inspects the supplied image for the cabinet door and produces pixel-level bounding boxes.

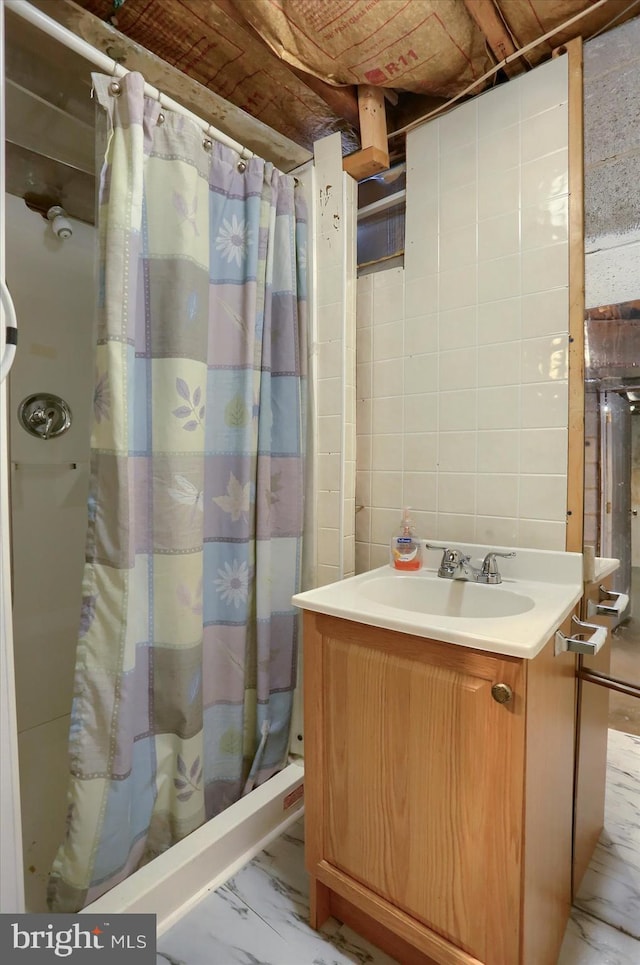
[320,623,525,963]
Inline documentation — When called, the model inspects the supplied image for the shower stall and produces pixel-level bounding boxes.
[0,0,308,920]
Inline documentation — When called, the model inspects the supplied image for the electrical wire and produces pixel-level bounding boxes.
[389,0,613,140]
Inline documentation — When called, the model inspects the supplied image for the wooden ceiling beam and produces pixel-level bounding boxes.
[463,0,525,77]
[213,0,361,131]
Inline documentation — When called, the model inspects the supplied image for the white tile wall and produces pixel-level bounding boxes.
[356,55,570,568]
[313,134,357,583]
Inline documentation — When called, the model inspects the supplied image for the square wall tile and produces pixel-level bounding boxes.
[477,429,520,473]
[356,323,373,363]
[372,358,404,397]
[521,197,568,251]
[373,266,404,290]
[403,472,437,514]
[317,377,342,416]
[357,420,372,458]
[477,297,521,345]
[405,231,439,277]
[435,513,476,542]
[520,54,568,119]
[371,506,400,545]
[521,288,568,338]
[478,212,520,261]
[478,124,519,176]
[478,341,521,387]
[371,470,403,509]
[371,433,404,471]
[317,301,345,341]
[521,243,568,294]
[403,393,438,433]
[439,347,476,389]
[317,339,342,377]
[439,431,477,472]
[317,527,340,565]
[404,432,438,472]
[356,397,372,434]
[521,381,568,428]
[478,254,520,304]
[438,388,478,431]
[440,182,477,231]
[317,453,341,491]
[476,515,519,545]
[520,428,568,474]
[373,319,404,361]
[521,335,568,383]
[439,265,478,311]
[373,282,405,325]
[355,540,371,574]
[438,99,477,152]
[404,352,438,390]
[521,102,568,163]
[355,468,371,506]
[317,415,342,453]
[440,147,477,191]
[438,473,476,514]
[405,314,438,355]
[521,149,568,207]
[405,276,438,317]
[477,80,519,135]
[478,166,519,221]
[477,474,519,517]
[372,396,403,434]
[407,122,438,179]
[440,223,477,271]
[519,475,567,521]
[439,306,477,350]
[477,386,521,429]
[517,519,566,550]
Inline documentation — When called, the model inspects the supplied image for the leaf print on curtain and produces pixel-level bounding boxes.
[47,71,307,912]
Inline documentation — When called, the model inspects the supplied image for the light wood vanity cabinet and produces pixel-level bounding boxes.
[303,611,577,965]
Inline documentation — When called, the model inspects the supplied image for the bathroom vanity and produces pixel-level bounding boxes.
[293,545,590,965]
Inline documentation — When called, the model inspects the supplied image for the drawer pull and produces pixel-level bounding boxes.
[587,586,629,619]
[555,615,607,656]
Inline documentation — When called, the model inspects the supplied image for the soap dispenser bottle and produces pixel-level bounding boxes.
[390,507,423,571]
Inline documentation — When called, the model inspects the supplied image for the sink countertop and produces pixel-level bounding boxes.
[292,543,584,660]
[592,557,620,582]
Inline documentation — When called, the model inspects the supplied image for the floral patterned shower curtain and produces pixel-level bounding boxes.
[48,73,307,912]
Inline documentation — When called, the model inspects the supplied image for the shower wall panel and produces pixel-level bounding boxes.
[6,192,95,910]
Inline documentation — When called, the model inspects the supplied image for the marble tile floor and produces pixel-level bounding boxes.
[157,729,640,965]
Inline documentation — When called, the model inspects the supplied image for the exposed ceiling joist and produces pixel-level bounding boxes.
[463,0,526,77]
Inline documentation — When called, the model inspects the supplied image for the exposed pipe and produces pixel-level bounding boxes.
[4,0,253,159]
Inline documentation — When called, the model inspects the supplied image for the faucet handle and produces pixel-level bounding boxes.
[481,551,516,579]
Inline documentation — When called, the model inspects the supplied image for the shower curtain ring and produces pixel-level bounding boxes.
[157,91,166,125]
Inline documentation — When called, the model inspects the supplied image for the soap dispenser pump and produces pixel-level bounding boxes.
[390,507,423,571]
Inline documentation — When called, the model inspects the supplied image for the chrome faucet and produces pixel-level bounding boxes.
[425,545,516,584]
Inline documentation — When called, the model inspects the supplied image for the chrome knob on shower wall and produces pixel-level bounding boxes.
[18,393,72,440]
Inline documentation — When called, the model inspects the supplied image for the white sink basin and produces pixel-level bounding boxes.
[292,542,585,659]
[360,575,535,619]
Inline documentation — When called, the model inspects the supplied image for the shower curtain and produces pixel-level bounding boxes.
[48,73,307,912]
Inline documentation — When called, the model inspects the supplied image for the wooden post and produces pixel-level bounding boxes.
[343,85,389,180]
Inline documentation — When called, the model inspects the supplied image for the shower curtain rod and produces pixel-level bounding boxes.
[5,0,253,159]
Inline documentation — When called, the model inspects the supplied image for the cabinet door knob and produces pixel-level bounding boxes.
[491,682,513,704]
